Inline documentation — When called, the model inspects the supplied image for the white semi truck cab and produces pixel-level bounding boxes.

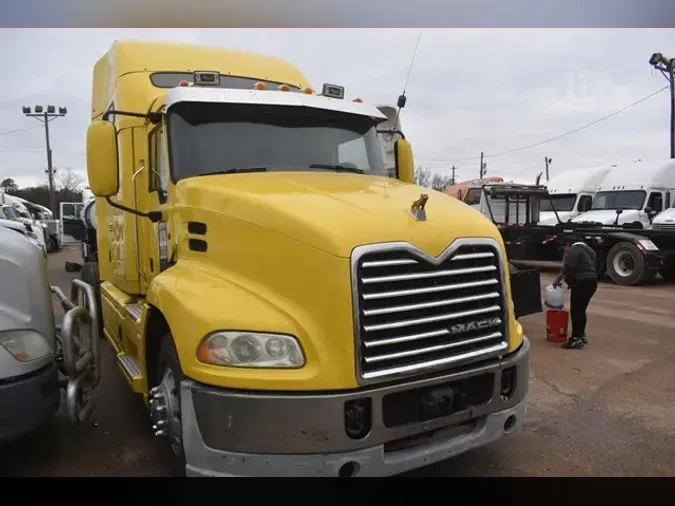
[572,159,675,229]
[539,165,614,225]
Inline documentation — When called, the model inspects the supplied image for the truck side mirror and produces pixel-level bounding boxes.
[644,207,653,215]
[394,139,414,184]
[86,120,120,197]
[457,189,464,200]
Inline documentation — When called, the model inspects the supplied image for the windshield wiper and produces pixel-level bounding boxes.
[196,167,269,177]
[309,164,365,174]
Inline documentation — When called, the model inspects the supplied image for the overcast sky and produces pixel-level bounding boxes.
[0,28,673,189]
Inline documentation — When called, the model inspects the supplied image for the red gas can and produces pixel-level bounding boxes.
[546,310,569,343]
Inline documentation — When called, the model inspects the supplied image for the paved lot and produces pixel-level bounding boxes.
[1,247,674,476]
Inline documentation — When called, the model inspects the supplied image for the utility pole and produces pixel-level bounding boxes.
[544,157,552,181]
[479,152,486,178]
[451,165,457,184]
[21,105,68,215]
[649,53,675,159]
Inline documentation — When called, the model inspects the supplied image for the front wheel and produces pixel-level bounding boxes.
[46,235,59,253]
[607,242,651,286]
[149,335,186,468]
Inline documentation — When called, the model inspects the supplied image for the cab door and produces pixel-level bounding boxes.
[645,191,664,226]
[145,121,174,282]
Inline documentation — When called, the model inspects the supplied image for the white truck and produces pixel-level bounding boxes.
[0,205,46,252]
[0,224,100,445]
[10,196,62,253]
[651,206,675,231]
[0,191,53,252]
[572,159,675,229]
[538,165,615,225]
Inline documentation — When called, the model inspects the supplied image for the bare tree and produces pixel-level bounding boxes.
[414,167,455,192]
[1,177,19,193]
[57,167,86,193]
[414,166,433,188]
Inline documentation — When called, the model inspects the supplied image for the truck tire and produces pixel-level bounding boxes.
[81,262,103,334]
[46,235,59,253]
[606,242,650,286]
[154,335,187,470]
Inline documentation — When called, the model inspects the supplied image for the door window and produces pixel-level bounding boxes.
[149,125,169,204]
[464,188,482,205]
[577,195,593,212]
[647,192,663,213]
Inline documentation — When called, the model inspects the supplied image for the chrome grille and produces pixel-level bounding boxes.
[352,240,508,384]
[652,223,675,231]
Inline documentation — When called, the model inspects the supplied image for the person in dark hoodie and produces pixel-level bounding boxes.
[553,235,598,349]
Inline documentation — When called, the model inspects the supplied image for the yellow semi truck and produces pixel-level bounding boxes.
[83,40,533,477]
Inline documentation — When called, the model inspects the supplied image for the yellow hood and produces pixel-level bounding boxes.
[176,172,500,258]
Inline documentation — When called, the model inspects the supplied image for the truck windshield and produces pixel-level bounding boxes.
[540,194,576,212]
[167,102,386,181]
[591,190,646,210]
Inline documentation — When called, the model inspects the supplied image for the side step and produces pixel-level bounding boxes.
[125,303,143,323]
[117,353,144,393]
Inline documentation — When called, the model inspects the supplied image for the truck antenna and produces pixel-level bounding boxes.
[384,29,423,142]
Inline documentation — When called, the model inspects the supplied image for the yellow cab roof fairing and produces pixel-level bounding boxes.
[91,40,312,120]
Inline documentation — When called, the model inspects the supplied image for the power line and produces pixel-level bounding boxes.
[423,85,669,163]
[0,125,44,137]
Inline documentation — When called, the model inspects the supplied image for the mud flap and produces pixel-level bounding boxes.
[509,267,543,319]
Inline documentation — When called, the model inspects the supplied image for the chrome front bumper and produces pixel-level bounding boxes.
[181,337,530,477]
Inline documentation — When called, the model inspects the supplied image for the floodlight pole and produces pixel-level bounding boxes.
[669,62,675,159]
[22,106,67,215]
[649,53,675,159]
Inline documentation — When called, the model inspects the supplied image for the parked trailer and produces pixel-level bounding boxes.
[461,182,675,285]
[560,223,675,284]
[463,183,565,263]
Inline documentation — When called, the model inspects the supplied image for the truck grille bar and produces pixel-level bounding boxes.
[652,223,675,231]
[351,239,509,384]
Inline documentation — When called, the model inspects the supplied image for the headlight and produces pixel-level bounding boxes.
[197,331,305,368]
[0,329,52,362]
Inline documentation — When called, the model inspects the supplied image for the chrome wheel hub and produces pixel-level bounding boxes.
[613,252,634,277]
[148,368,183,456]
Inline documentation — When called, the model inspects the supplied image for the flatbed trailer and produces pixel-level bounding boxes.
[472,184,675,286]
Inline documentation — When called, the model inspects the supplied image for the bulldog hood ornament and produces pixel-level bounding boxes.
[407,193,429,221]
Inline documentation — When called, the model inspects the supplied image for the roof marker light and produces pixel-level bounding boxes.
[253,82,267,90]
[353,98,363,103]
[178,80,190,87]
[300,87,315,95]
[277,84,291,92]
